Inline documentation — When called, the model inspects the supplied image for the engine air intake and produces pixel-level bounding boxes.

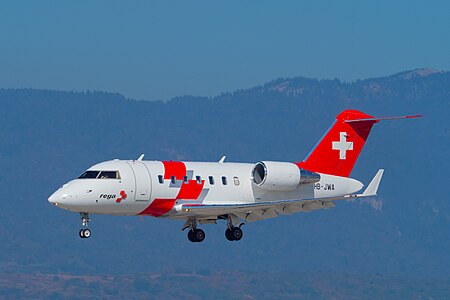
[252,161,320,191]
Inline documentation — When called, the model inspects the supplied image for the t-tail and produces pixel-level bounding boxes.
[297,109,422,177]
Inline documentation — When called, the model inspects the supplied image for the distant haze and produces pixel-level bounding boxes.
[0,1,449,100]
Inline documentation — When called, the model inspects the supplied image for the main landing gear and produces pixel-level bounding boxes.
[187,228,206,243]
[225,214,243,241]
[182,215,245,243]
[183,218,206,243]
[79,212,91,239]
[225,226,243,241]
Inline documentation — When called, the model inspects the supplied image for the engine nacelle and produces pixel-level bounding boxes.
[252,161,320,191]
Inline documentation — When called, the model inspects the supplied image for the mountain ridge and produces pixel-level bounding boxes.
[2,68,448,103]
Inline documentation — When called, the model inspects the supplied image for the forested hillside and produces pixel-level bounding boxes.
[0,69,448,281]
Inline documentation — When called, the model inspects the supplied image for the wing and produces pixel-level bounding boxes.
[178,169,384,222]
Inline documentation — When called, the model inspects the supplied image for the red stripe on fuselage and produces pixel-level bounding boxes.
[139,161,205,217]
[162,161,186,180]
[177,180,205,200]
[139,198,177,217]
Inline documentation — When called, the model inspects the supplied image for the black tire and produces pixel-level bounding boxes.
[232,227,243,241]
[194,229,205,242]
[79,229,85,238]
[187,230,197,242]
[83,229,91,239]
[225,228,234,241]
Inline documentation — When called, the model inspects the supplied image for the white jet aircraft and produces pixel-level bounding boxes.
[48,110,420,242]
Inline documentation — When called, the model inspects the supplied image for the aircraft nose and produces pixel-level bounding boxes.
[48,194,56,203]
[48,192,61,205]
[48,191,70,206]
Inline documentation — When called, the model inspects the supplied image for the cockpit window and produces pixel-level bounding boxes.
[99,171,121,179]
[78,170,121,179]
[78,171,100,179]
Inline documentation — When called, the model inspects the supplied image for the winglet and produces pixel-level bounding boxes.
[362,169,384,196]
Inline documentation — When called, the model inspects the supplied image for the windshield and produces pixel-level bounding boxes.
[98,171,120,179]
[78,171,100,179]
[78,170,120,179]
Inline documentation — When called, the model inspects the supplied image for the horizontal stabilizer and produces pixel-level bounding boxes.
[345,114,422,123]
[362,169,384,196]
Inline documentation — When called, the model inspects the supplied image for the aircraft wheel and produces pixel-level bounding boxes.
[82,229,91,239]
[79,229,85,238]
[187,230,197,242]
[225,228,234,241]
[194,229,205,242]
[231,227,243,241]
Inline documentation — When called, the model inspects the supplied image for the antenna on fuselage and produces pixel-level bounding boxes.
[137,154,145,161]
[219,156,226,163]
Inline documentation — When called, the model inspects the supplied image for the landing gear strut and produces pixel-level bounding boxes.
[183,218,206,243]
[79,213,91,239]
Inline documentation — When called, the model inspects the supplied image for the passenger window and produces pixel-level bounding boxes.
[208,176,215,185]
[183,176,189,184]
[171,176,176,184]
[99,171,120,179]
[196,176,202,184]
[222,176,227,185]
[158,175,164,184]
[233,176,240,186]
[78,171,100,179]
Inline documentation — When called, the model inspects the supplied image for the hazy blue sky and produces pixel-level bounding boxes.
[0,1,449,100]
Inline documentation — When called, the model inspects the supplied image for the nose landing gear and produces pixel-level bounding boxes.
[79,213,91,239]
[79,228,91,238]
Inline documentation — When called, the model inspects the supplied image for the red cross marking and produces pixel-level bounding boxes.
[116,190,127,203]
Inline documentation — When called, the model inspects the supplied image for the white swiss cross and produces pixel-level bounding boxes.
[332,132,353,160]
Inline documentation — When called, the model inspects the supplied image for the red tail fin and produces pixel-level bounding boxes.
[297,110,422,177]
